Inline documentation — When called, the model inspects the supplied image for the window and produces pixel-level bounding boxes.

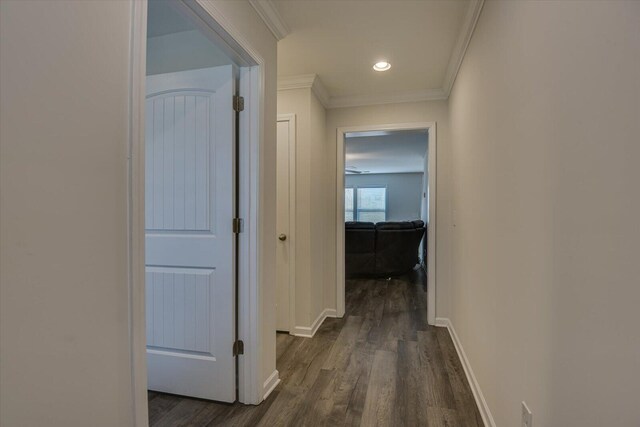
[356,187,386,222]
[345,186,386,223]
[345,187,354,221]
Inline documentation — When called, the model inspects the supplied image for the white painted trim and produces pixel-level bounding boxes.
[292,308,337,338]
[248,0,290,41]
[336,122,437,325]
[435,318,496,427]
[435,317,449,328]
[278,74,330,109]
[262,370,281,400]
[311,78,331,109]
[279,77,445,109]
[329,88,447,109]
[190,0,264,67]
[427,124,437,326]
[442,0,485,97]
[277,114,297,333]
[324,308,338,317]
[238,64,264,405]
[278,74,316,91]
[336,129,346,318]
[128,1,149,425]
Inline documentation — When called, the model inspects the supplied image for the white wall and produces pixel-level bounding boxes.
[448,1,640,426]
[345,173,424,221]
[0,0,278,425]
[277,87,328,330]
[0,1,133,425]
[325,101,452,316]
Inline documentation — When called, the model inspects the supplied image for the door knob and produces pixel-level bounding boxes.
[278,234,287,241]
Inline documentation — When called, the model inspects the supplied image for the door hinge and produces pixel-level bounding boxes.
[233,95,245,112]
[232,217,243,234]
[233,340,244,356]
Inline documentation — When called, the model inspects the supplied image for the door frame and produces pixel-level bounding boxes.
[336,122,437,326]
[276,114,297,333]
[128,0,266,423]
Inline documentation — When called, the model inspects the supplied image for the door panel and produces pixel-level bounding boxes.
[276,120,291,331]
[146,93,215,231]
[145,65,236,402]
[146,268,215,353]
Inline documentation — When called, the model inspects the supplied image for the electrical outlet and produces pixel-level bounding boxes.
[522,402,533,427]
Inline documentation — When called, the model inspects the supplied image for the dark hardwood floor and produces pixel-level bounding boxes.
[148,267,484,426]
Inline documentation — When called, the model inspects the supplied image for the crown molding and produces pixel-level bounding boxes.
[328,88,447,109]
[278,74,316,90]
[310,77,330,108]
[279,75,446,109]
[442,0,485,97]
[278,74,331,108]
[249,0,290,41]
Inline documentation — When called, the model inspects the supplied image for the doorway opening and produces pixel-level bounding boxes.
[129,0,264,422]
[145,0,239,403]
[336,123,437,325]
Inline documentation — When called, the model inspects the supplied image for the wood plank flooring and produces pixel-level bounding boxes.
[148,267,484,426]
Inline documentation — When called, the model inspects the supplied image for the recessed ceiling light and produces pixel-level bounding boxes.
[373,61,391,72]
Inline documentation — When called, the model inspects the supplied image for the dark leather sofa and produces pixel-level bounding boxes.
[345,220,426,277]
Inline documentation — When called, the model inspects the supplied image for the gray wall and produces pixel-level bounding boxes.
[147,30,233,76]
[1,1,135,425]
[448,1,640,426]
[345,173,423,221]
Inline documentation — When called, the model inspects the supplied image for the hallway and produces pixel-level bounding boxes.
[149,269,483,426]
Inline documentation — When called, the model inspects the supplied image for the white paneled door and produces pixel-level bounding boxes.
[276,118,293,331]
[145,66,236,402]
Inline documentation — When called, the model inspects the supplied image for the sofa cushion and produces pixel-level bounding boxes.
[345,221,375,230]
[345,220,425,278]
[345,222,376,277]
[375,227,419,275]
[375,221,415,230]
[345,228,376,254]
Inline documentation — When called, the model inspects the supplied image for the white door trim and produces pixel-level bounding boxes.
[277,114,297,333]
[129,0,265,423]
[237,64,263,406]
[336,122,437,325]
[129,2,149,425]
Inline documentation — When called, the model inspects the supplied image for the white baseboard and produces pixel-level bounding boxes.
[262,369,280,400]
[435,317,496,427]
[292,308,337,338]
[435,317,449,328]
